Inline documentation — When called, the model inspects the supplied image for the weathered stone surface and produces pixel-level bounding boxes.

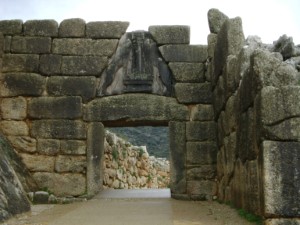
[187,165,216,180]
[59,18,85,37]
[159,45,208,62]
[148,25,190,44]
[1,97,27,120]
[52,38,118,56]
[0,20,23,35]
[61,56,108,76]
[31,120,86,139]
[190,104,214,121]
[223,132,237,177]
[11,36,51,54]
[207,33,217,58]
[0,73,45,97]
[207,8,229,34]
[86,21,129,38]
[169,122,186,195]
[186,142,217,165]
[2,54,39,72]
[37,139,60,156]
[272,34,297,60]
[212,75,225,117]
[84,94,189,123]
[55,155,86,173]
[60,140,86,155]
[175,83,212,104]
[252,49,298,90]
[213,17,245,86]
[224,55,239,98]
[257,86,300,125]
[4,36,11,53]
[98,31,173,97]
[39,54,62,75]
[20,153,55,172]
[262,141,300,217]
[0,133,31,222]
[0,121,28,136]
[168,62,205,82]
[0,33,4,56]
[186,121,216,141]
[24,20,58,37]
[47,76,96,102]
[32,172,86,196]
[265,219,300,225]
[7,136,36,153]
[87,122,104,196]
[28,96,82,119]
[187,180,216,200]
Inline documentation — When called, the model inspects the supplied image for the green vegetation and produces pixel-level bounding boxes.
[112,146,119,161]
[237,209,263,225]
[107,126,169,159]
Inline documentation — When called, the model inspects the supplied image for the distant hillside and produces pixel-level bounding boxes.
[107,127,169,159]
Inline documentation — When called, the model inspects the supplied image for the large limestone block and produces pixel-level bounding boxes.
[187,180,217,200]
[190,104,214,121]
[52,38,118,56]
[84,94,189,123]
[186,141,217,165]
[169,122,186,195]
[60,140,86,155]
[55,155,86,173]
[0,121,28,136]
[252,49,298,90]
[28,96,82,119]
[37,139,60,156]
[1,97,27,120]
[168,62,205,83]
[0,20,23,35]
[11,36,51,54]
[61,56,108,76]
[0,73,45,97]
[0,134,31,222]
[257,86,300,126]
[186,121,216,141]
[47,76,96,102]
[213,17,245,87]
[175,83,212,104]
[86,21,129,38]
[2,54,39,72]
[159,45,207,62]
[212,75,225,117]
[207,8,229,34]
[24,20,58,37]
[20,153,55,172]
[32,172,86,196]
[39,54,62,75]
[31,120,86,139]
[59,18,86,37]
[148,25,190,44]
[186,165,216,180]
[262,141,300,217]
[7,136,36,153]
[207,33,217,58]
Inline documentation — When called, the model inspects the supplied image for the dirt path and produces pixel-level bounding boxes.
[2,189,254,225]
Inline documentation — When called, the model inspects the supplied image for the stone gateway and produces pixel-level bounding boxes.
[0,9,299,224]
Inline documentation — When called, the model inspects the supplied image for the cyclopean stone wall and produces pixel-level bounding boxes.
[0,19,216,203]
[0,9,299,224]
[207,8,300,224]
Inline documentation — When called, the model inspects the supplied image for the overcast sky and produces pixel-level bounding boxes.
[0,0,299,44]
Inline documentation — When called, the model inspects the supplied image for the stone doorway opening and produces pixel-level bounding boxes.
[103,126,170,190]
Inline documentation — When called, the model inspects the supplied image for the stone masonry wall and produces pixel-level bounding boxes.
[0,19,217,202]
[208,8,300,223]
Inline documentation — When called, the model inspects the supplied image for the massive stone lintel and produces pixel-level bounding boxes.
[98,31,173,96]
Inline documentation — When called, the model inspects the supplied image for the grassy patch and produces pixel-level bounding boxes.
[237,209,263,225]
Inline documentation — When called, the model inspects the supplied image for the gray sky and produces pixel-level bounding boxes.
[0,0,299,44]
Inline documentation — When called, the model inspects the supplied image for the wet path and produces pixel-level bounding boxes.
[2,189,253,225]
